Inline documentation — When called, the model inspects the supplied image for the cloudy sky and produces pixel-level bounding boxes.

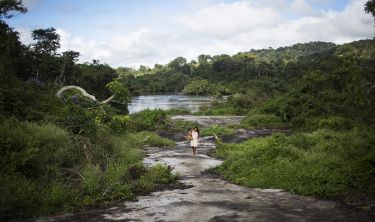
[7,0,375,68]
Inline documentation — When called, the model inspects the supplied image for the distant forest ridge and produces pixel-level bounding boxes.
[120,39,375,96]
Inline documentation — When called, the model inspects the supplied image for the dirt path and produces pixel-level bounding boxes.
[39,116,374,222]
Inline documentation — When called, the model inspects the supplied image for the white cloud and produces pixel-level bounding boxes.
[57,29,112,62]
[179,1,283,38]
[17,0,374,68]
[291,0,316,16]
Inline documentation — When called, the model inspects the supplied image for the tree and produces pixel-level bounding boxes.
[31,27,60,55]
[0,0,27,19]
[197,54,211,65]
[365,0,375,19]
[56,50,80,84]
[168,57,187,70]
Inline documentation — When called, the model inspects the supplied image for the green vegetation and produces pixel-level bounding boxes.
[0,118,177,218]
[200,125,236,137]
[0,2,178,220]
[242,114,285,129]
[214,128,375,199]
[1,0,374,219]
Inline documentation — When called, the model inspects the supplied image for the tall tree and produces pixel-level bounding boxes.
[365,0,375,19]
[0,0,27,19]
[31,27,60,55]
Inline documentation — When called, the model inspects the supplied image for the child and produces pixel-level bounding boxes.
[191,127,199,155]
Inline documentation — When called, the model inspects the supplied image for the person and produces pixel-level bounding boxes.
[191,126,199,155]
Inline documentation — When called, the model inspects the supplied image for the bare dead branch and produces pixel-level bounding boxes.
[56,85,115,104]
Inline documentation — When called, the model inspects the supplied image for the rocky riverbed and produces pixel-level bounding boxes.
[37,116,374,222]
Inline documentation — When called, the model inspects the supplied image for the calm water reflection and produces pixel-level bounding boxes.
[128,94,213,114]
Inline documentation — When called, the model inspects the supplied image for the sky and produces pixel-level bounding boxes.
[6,0,375,68]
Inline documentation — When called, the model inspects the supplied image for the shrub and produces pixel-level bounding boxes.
[0,118,78,177]
[129,109,168,131]
[109,115,131,133]
[242,114,284,129]
[215,129,375,198]
[318,116,354,130]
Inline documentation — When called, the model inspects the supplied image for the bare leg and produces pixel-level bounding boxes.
[191,147,194,155]
[193,147,196,155]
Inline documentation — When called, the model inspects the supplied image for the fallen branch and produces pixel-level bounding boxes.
[56,85,116,104]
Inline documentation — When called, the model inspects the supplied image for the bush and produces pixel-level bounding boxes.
[109,115,131,133]
[138,164,178,193]
[318,116,354,130]
[129,109,168,131]
[242,114,284,129]
[0,118,78,177]
[130,131,175,147]
[215,129,375,198]
[0,117,179,219]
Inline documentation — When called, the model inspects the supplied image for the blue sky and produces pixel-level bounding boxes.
[7,0,375,67]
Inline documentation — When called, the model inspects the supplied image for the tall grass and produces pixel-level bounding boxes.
[215,128,375,198]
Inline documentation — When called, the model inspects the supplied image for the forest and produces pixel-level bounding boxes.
[1,0,375,220]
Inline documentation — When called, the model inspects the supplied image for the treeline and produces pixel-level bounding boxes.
[120,42,336,95]
[121,39,375,125]
[0,1,178,220]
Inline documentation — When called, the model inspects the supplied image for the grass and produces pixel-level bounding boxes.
[200,124,237,137]
[130,131,175,147]
[214,128,375,199]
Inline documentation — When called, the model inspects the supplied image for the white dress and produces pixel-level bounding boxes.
[191,131,199,147]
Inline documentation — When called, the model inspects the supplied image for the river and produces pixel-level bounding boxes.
[127,94,213,113]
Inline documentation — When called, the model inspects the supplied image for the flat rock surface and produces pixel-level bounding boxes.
[38,116,375,222]
[170,115,245,126]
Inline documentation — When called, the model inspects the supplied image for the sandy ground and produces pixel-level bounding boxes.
[37,116,374,222]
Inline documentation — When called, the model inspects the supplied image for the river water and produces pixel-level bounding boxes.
[127,94,213,114]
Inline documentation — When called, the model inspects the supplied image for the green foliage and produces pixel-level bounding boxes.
[0,118,177,218]
[317,116,355,131]
[242,114,285,129]
[31,27,60,55]
[183,79,230,95]
[0,118,75,175]
[200,124,236,137]
[106,78,130,104]
[0,9,181,220]
[0,0,28,19]
[128,109,169,131]
[365,0,375,18]
[138,164,178,193]
[1,6,375,218]
[162,108,191,115]
[109,115,131,133]
[130,131,175,147]
[215,129,375,198]
[197,105,240,115]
